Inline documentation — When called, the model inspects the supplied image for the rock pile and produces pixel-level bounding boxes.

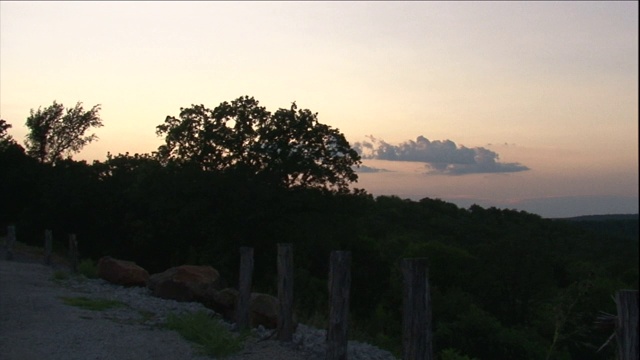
[90,255,397,360]
[97,257,282,329]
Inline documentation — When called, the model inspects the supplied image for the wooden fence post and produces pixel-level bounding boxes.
[277,243,294,341]
[5,225,16,260]
[615,290,639,360]
[237,246,254,331]
[44,230,52,266]
[326,250,352,360]
[402,258,433,360]
[68,234,78,273]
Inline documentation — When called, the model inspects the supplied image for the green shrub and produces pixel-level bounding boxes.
[439,348,478,360]
[165,311,244,357]
[78,258,99,279]
[52,270,69,281]
[138,310,156,323]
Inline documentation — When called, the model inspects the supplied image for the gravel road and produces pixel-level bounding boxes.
[0,246,397,360]
[0,258,216,360]
[0,252,309,360]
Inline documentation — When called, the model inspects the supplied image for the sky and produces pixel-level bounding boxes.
[1,1,638,218]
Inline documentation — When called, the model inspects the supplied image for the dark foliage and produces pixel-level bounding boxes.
[24,101,103,164]
[1,108,637,360]
[155,96,361,192]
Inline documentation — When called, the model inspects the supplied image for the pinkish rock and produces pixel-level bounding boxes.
[200,289,298,329]
[250,292,279,329]
[97,256,149,287]
[148,265,222,302]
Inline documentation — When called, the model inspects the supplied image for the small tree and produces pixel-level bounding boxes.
[0,119,17,150]
[24,101,103,164]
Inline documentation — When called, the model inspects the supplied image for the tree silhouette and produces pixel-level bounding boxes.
[24,101,102,164]
[156,96,361,191]
[0,119,17,150]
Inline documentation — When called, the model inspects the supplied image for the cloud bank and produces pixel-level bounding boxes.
[355,164,390,173]
[353,135,529,175]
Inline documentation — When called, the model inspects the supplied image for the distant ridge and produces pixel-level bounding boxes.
[558,214,639,221]
[553,214,639,241]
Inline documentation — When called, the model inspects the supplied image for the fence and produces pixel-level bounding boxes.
[4,225,15,260]
[5,224,636,360]
[237,241,432,360]
[2,226,78,271]
[615,290,639,360]
[240,246,639,360]
[0,225,447,360]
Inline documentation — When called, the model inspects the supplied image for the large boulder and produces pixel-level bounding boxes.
[148,265,222,302]
[201,287,239,322]
[250,292,279,329]
[200,289,294,330]
[97,256,149,287]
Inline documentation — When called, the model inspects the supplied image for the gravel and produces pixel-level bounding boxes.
[0,251,398,360]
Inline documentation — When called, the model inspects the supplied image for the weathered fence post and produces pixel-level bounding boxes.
[615,290,639,360]
[68,234,78,273]
[326,250,352,360]
[277,243,294,341]
[237,246,254,331]
[44,230,53,266]
[402,258,433,360]
[5,225,16,260]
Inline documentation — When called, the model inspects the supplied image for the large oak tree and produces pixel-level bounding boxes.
[156,96,361,191]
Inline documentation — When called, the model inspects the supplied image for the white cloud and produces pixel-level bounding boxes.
[353,135,529,175]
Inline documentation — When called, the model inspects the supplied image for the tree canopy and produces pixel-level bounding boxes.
[0,119,17,151]
[155,96,361,191]
[24,101,102,164]
[0,143,636,359]
[2,95,636,360]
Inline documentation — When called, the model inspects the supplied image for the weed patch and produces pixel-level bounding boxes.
[52,270,69,281]
[137,310,156,323]
[165,311,245,357]
[78,258,99,279]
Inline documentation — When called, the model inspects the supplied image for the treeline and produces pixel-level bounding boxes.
[563,215,639,241]
[1,145,637,360]
[1,97,638,359]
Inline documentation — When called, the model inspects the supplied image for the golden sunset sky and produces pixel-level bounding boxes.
[1,1,637,217]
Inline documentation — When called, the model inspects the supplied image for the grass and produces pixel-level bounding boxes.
[49,258,98,285]
[60,296,125,311]
[4,240,98,281]
[7,240,70,265]
[77,258,99,279]
[138,310,156,323]
[439,348,480,360]
[164,311,246,358]
[52,270,70,281]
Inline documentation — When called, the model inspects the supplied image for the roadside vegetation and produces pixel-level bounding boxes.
[77,258,99,279]
[51,270,69,282]
[165,311,246,357]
